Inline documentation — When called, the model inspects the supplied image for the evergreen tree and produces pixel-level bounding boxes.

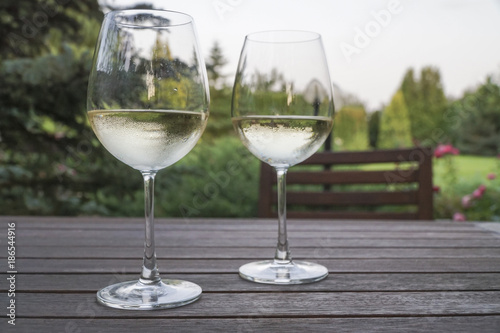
[401,69,418,134]
[401,66,447,145]
[0,1,123,215]
[368,110,381,149]
[206,41,228,89]
[448,77,500,156]
[1,0,102,59]
[378,90,413,149]
[203,41,233,140]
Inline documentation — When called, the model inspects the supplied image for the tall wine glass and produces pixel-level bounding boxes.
[231,31,334,284]
[87,10,209,309]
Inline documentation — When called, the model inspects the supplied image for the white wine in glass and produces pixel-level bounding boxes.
[88,110,206,171]
[87,10,209,309]
[232,115,332,168]
[232,31,334,284]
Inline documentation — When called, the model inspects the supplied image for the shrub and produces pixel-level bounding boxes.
[433,148,500,221]
[156,136,260,219]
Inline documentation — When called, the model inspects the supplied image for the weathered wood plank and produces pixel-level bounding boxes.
[281,190,419,205]
[285,169,419,185]
[5,317,500,333]
[4,292,500,318]
[13,236,500,247]
[287,210,419,220]
[12,258,500,273]
[2,273,499,293]
[12,228,496,241]
[14,246,500,259]
[0,216,485,231]
[6,221,483,232]
[302,148,432,165]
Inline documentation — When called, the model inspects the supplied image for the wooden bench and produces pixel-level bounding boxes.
[258,147,434,220]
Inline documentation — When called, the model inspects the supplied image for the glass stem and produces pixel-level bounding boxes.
[274,167,292,264]
[140,171,161,284]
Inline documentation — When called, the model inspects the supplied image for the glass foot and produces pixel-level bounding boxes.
[97,279,202,310]
[239,260,328,285]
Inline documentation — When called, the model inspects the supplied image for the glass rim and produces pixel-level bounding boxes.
[106,9,194,28]
[244,30,322,44]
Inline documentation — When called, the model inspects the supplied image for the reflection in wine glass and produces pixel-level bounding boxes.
[87,9,209,309]
[232,30,334,284]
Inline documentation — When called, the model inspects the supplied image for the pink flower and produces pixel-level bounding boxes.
[472,189,483,199]
[453,212,466,221]
[434,144,459,158]
[432,185,440,193]
[478,184,486,194]
[487,173,496,180]
[461,194,473,208]
[468,185,486,199]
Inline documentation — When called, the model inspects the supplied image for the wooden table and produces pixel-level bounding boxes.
[1,217,500,332]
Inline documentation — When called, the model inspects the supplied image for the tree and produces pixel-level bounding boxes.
[0,0,121,215]
[202,42,233,140]
[206,41,228,89]
[368,110,381,149]
[1,0,102,59]
[333,106,369,151]
[448,76,500,156]
[378,90,413,149]
[401,66,448,145]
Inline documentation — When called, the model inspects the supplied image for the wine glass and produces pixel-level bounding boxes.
[87,10,209,309]
[231,31,334,284]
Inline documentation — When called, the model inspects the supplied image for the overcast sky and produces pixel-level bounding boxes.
[102,0,500,111]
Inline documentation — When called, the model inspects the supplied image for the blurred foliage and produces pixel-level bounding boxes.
[157,136,259,218]
[401,67,448,145]
[433,155,500,221]
[447,77,500,156]
[206,41,228,89]
[332,106,369,151]
[378,90,413,149]
[368,110,381,149]
[0,0,114,215]
[0,1,260,217]
[204,87,235,140]
[0,0,102,59]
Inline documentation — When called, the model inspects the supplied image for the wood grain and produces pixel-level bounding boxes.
[14,246,500,259]
[2,273,499,292]
[1,217,499,332]
[3,291,500,318]
[4,317,500,333]
[11,257,500,273]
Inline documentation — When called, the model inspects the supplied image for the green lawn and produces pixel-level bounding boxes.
[334,154,498,185]
[438,155,498,180]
